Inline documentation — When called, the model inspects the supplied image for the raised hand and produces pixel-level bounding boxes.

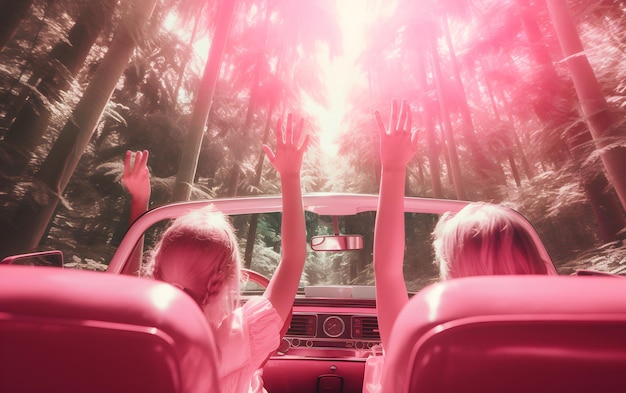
[122,150,151,204]
[374,99,418,172]
[372,99,416,348]
[122,150,151,275]
[262,113,308,326]
[263,114,309,178]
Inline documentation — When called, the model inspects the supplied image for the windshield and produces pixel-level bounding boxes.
[240,211,440,292]
[135,210,439,293]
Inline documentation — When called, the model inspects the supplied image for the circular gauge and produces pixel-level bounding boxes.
[323,316,345,338]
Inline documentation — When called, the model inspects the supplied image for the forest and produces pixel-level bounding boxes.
[0,0,625,280]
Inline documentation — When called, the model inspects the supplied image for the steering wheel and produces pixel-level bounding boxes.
[241,268,293,340]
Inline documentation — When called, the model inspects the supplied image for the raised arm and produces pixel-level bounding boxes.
[123,150,151,224]
[122,150,151,275]
[373,99,418,347]
[262,114,309,323]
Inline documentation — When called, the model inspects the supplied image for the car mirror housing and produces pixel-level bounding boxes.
[310,235,364,251]
[0,250,64,268]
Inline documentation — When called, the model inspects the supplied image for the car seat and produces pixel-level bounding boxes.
[382,275,626,393]
[0,265,220,393]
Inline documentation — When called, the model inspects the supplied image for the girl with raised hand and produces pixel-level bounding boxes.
[366,99,554,393]
[373,98,417,349]
[126,115,308,393]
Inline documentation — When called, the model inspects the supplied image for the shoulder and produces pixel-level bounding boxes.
[240,296,282,363]
[241,296,281,326]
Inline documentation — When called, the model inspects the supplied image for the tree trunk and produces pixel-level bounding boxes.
[0,0,157,259]
[0,0,34,51]
[516,0,625,239]
[441,15,505,185]
[564,121,625,242]
[429,37,467,200]
[172,7,203,112]
[1,0,118,176]
[546,0,626,214]
[498,93,535,180]
[172,0,239,202]
[415,50,443,198]
[226,87,259,197]
[243,102,276,268]
[226,4,272,198]
[0,0,54,129]
[483,75,523,188]
[505,147,522,188]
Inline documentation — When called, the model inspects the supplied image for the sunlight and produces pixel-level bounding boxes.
[193,37,211,64]
[309,0,379,157]
[165,12,211,65]
[175,0,386,161]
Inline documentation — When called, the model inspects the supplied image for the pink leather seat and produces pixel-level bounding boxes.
[0,266,219,393]
[382,275,626,393]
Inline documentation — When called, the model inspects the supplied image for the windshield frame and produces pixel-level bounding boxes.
[108,193,553,277]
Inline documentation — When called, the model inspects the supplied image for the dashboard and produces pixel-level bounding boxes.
[263,297,381,393]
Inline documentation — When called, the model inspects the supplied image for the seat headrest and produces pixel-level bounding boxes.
[382,275,626,393]
[0,266,220,393]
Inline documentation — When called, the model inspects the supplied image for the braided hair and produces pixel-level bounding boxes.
[145,206,242,328]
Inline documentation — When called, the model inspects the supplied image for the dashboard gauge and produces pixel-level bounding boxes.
[323,316,345,338]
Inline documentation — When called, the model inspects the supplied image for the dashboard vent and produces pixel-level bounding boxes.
[352,316,380,340]
[287,314,317,337]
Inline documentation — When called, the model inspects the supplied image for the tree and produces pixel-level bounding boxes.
[212,0,340,266]
[429,39,467,199]
[440,11,507,187]
[0,0,157,259]
[0,0,35,51]
[546,0,626,215]
[1,0,119,176]
[415,50,444,198]
[171,0,239,202]
[224,0,341,198]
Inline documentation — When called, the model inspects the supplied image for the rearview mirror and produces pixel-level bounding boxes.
[310,235,364,251]
[0,250,64,268]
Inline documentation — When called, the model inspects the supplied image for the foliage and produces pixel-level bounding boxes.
[1,0,626,282]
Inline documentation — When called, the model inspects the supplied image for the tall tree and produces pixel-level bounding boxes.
[440,13,506,186]
[546,0,626,215]
[224,2,273,198]
[429,38,467,199]
[171,0,239,202]
[460,0,625,239]
[0,0,35,51]
[237,0,341,267]
[225,0,341,198]
[415,51,444,198]
[172,7,204,113]
[1,0,119,176]
[0,0,157,259]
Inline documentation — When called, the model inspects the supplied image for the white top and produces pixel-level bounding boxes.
[217,296,282,393]
[362,346,385,393]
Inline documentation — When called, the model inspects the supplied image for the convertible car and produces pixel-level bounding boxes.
[2,193,626,393]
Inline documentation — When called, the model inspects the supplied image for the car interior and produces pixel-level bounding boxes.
[3,194,626,393]
[3,0,626,390]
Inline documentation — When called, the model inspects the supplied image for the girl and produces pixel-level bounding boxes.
[365,99,555,393]
[123,114,308,393]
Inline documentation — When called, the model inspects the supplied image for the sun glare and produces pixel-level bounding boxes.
[173,1,386,162]
[309,0,379,158]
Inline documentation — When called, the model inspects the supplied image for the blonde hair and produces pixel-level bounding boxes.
[144,206,241,328]
[433,202,555,280]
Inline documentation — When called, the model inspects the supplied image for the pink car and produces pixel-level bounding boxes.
[2,193,626,393]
